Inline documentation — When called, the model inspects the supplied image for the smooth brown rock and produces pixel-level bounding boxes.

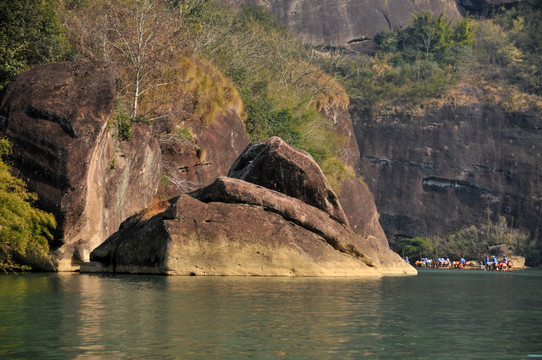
[321,103,390,248]
[0,62,162,270]
[338,178,388,250]
[228,136,349,226]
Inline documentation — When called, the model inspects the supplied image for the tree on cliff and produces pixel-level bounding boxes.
[0,140,56,272]
[0,0,71,91]
[61,0,186,119]
[376,11,474,63]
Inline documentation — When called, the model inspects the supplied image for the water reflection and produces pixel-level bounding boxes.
[0,271,541,359]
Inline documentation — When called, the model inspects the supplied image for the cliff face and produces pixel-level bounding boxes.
[224,0,523,51]
[352,100,542,243]
[224,0,460,51]
[0,62,162,270]
[323,103,389,248]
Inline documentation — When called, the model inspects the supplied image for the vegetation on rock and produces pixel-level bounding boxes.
[58,0,354,190]
[0,140,56,272]
[0,0,72,91]
[180,2,352,183]
[323,4,541,113]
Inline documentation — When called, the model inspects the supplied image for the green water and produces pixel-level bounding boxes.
[1,269,541,359]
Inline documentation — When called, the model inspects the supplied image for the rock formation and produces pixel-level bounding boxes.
[1,61,398,273]
[0,62,162,270]
[228,136,349,225]
[82,139,416,276]
[223,0,461,51]
[352,98,542,245]
[0,61,249,271]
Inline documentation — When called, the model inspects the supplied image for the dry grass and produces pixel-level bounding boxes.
[291,63,350,111]
[138,55,244,127]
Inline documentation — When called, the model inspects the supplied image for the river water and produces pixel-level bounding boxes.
[1,269,541,359]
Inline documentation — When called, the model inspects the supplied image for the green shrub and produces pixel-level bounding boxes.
[177,128,194,142]
[0,139,56,272]
[0,0,72,90]
[114,112,132,141]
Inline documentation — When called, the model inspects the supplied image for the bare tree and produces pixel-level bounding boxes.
[61,0,186,119]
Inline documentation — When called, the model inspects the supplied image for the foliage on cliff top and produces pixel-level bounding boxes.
[323,5,541,114]
[60,0,243,127]
[470,1,542,111]
[0,0,72,91]
[322,11,475,114]
[139,56,243,127]
[0,140,56,272]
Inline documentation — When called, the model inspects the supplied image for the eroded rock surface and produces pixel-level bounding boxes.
[352,101,542,245]
[0,62,162,270]
[155,109,249,197]
[321,103,389,248]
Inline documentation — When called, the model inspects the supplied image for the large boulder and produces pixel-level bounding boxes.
[0,62,162,270]
[228,136,349,225]
[82,177,415,276]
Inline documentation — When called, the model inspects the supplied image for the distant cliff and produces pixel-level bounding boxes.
[224,0,522,51]
[224,0,460,51]
[351,94,542,245]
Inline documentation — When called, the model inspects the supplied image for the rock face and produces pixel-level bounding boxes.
[0,62,162,270]
[352,101,542,245]
[223,0,460,51]
[155,109,249,198]
[82,141,415,276]
[322,103,389,248]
